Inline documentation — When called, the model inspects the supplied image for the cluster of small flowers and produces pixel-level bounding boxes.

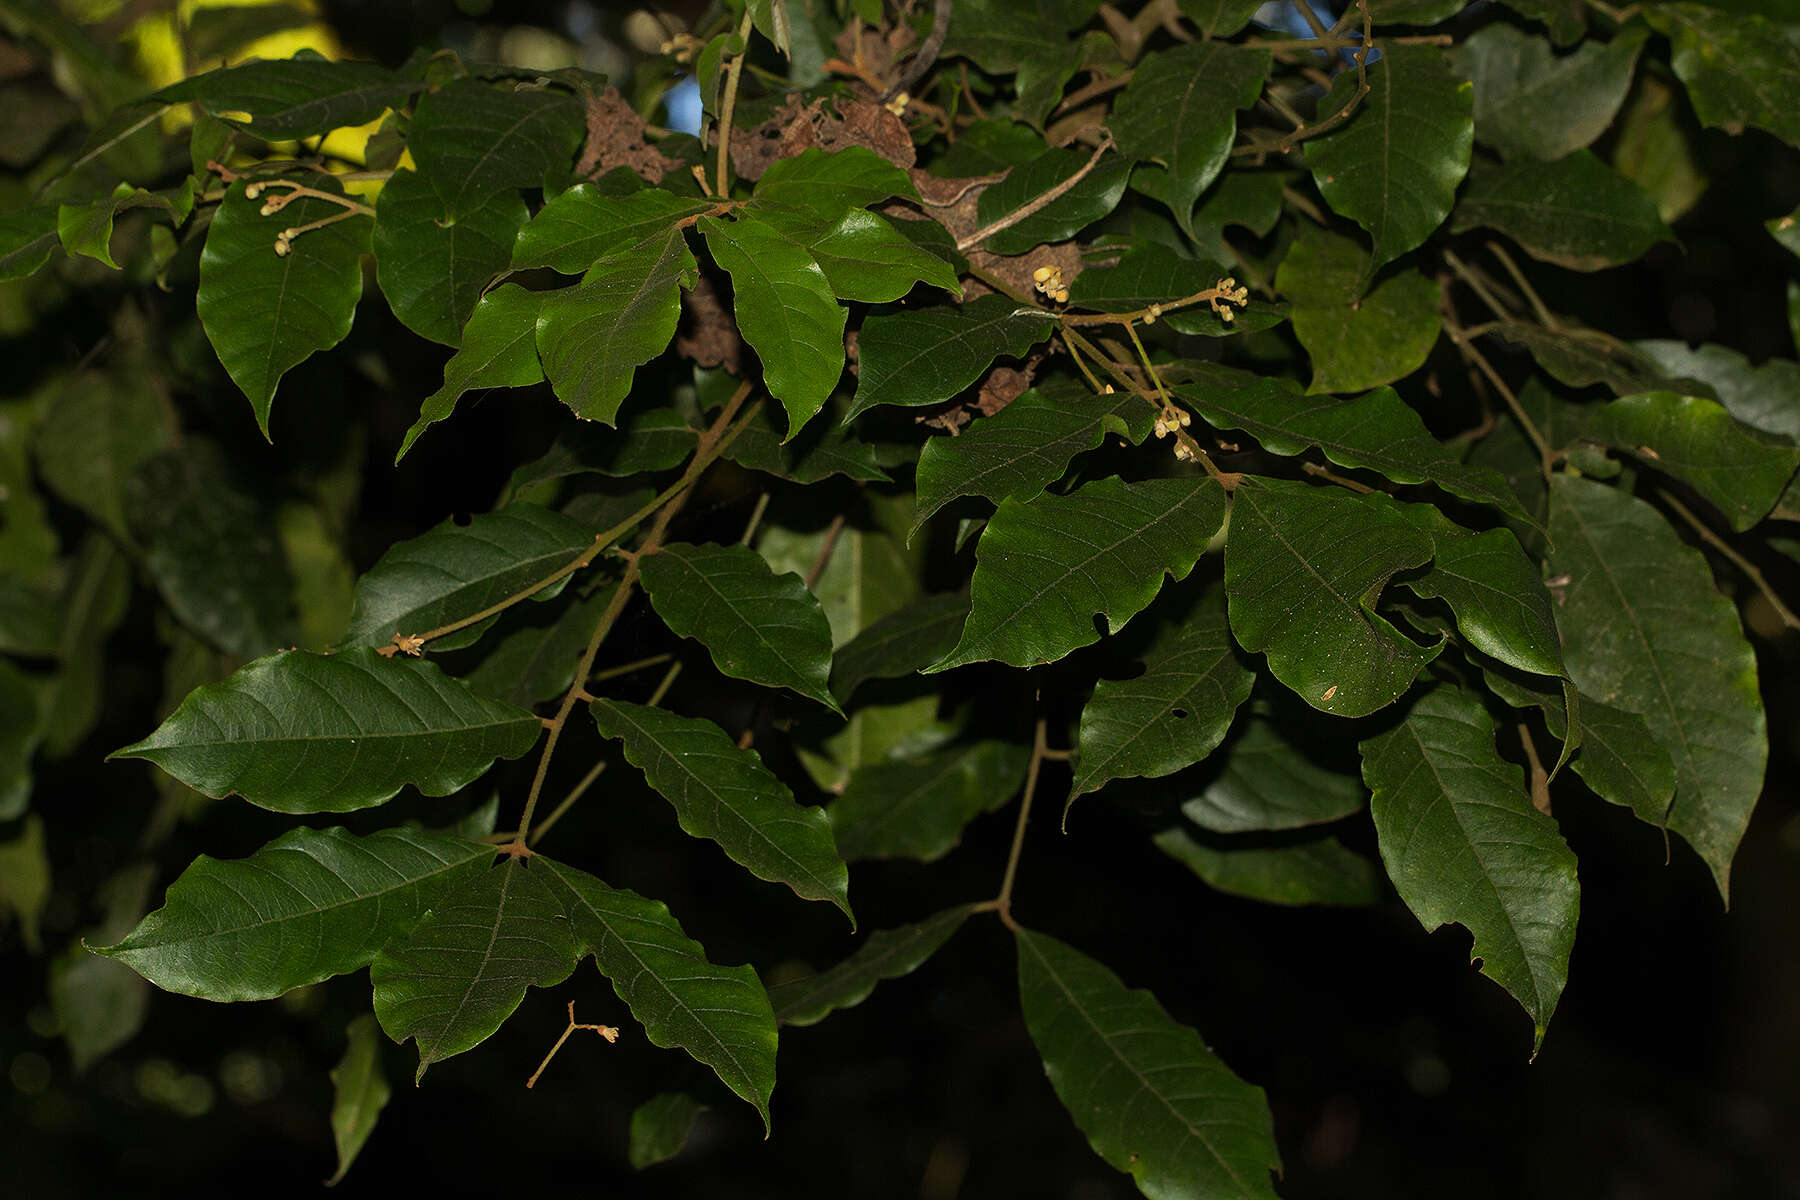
[1032,264,1069,304]
[1209,276,1250,322]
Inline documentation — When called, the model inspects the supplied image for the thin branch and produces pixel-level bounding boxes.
[805,514,848,590]
[1485,241,1559,331]
[992,716,1052,932]
[528,760,607,846]
[525,1002,618,1089]
[957,135,1115,252]
[714,9,756,198]
[882,0,952,102]
[1658,489,1800,631]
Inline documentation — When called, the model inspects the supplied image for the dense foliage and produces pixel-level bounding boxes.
[3,0,1798,1194]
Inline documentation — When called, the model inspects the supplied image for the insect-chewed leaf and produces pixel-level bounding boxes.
[847,294,1057,420]
[829,741,1031,862]
[1180,714,1366,833]
[830,593,971,702]
[1016,928,1282,1200]
[109,649,543,813]
[1070,612,1254,802]
[629,1093,710,1169]
[1451,151,1673,272]
[1547,476,1766,900]
[639,541,840,712]
[589,700,852,920]
[769,905,976,1027]
[1153,826,1383,908]
[537,857,778,1130]
[931,478,1226,672]
[1453,24,1647,162]
[339,503,594,653]
[513,185,713,274]
[92,825,492,1000]
[1360,684,1579,1053]
[371,857,581,1081]
[1225,479,1440,718]
[327,1014,391,1186]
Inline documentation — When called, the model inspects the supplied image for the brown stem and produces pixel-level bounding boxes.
[957,135,1115,252]
[992,717,1052,932]
[525,1002,618,1089]
[714,10,755,198]
[1658,489,1800,632]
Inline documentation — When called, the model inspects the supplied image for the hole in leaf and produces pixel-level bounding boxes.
[1171,707,1189,719]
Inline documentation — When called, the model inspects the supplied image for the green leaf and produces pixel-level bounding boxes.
[538,857,779,1130]
[1180,713,1366,833]
[509,410,697,496]
[754,205,961,303]
[1275,228,1442,393]
[1581,392,1800,531]
[829,740,1031,862]
[173,55,418,140]
[536,227,697,424]
[0,204,61,280]
[589,699,852,919]
[1172,362,1530,524]
[1547,475,1766,899]
[128,442,294,657]
[50,864,154,1072]
[513,185,712,274]
[404,77,584,203]
[769,905,976,1026]
[973,146,1132,255]
[1153,827,1383,907]
[38,535,131,758]
[1225,478,1440,717]
[0,576,58,657]
[400,283,546,460]
[1387,498,1565,678]
[628,1093,709,1169]
[1497,0,1588,46]
[372,858,580,1081]
[1451,151,1673,271]
[1307,43,1474,272]
[93,825,492,999]
[848,294,1058,420]
[1646,4,1800,147]
[0,657,39,819]
[0,815,48,954]
[751,147,922,219]
[913,381,1156,535]
[639,541,840,712]
[1454,24,1647,161]
[110,649,543,814]
[197,177,369,436]
[373,170,526,346]
[1491,321,1669,395]
[460,586,613,709]
[1067,249,1289,336]
[1612,71,1710,225]
[931,477,1226,671]
[56,181,192,270]
[1771,203,1800,260]
[943,0,1108,126]
[1112,43,1270,238]
[1176,0,1262,37]
[1633,339,1800,442]
[340,504,594,653]
[327,1014,391,1186]
[830,593,972,702]
[1070,611,1254,801]
[746,0,792,54]
[724,402,888,484]
[1360,684,1579,1052]
[32,369,172,541]
[1015,928,1281,1200]
[183,3,313,62]
[698,213,845,436]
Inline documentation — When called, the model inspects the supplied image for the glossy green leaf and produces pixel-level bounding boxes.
[1307,43,1474,272]
[751,146,921,219]
[913,382,1155,535]
[629,1093,709,1169]
[93,825,492,999]
[754,205,961,303]
[700,213,845,436]
[639,541,840,713]
[724,402,888,484]
[1646,5,1800,147]
[1582,392,1799,531]
[536,227,697,424]
[1481,666,1676,830]
[373,170,526,346]
[1187,169,1288,264]
[327,1014,391,1185]
[848,294,1057,420]
[197,177,369,436]
[128,442,293,657]
[1453,24,1647,161]
[1274,228,1442,393]
[340,504,593,652]
[1016,928,1282,1200]
[973,146,1132,255]
[1633,340,1800,443]
[1154,827,1383,907]
[0,204,60,280]
[1173,362,1529,524]
[1388,499,1565,678]
[1452,151,1673,271]
[943,0,1107,126]
[405,77,583,201]
[830,593,972,702]
[513,185,712,274]
[171,55,417,139]
[770,905,976,1026]
[1070,612,1254,801]
[1180,714,1366,833]
[1547,476,1765,899]
[538,857,779,1130]
[932,478,1226,671]
[372,857,580,1081]
[1067,249,1289,336]
[829,741,1031,862]
[400,283,546,460]
[1361,684,1579,1052]
[111,648,543,814]
[1225,478,1440,717]
[590,700,852,919]
[32,369,171,541]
